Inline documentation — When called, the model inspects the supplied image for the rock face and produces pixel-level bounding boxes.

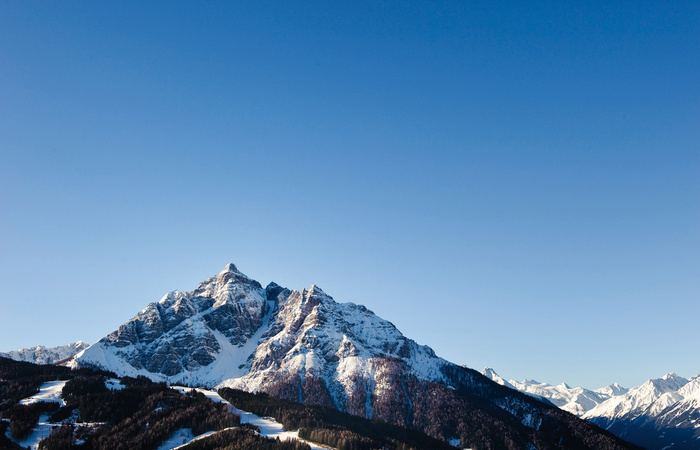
[1,341,89,365]
[76,264,270,381]
[73,264,638,449]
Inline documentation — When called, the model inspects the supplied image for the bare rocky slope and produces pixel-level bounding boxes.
[72,264,638,449]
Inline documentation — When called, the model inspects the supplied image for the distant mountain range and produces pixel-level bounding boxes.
[483,368,700,449]
[0,341,89,365]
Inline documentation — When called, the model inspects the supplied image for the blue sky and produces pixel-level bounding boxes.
[1,1,698,389]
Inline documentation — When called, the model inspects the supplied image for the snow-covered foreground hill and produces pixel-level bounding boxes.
[7,379,115,449]
[69,263,637,449]
[4,375,329,450]
[482,368,700,449]
[171,387,330,450]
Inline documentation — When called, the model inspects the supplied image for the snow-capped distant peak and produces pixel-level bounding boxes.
[1,341,90,365]
[481,367,515,389]
[651,373,688,392]
[594,383,628,398]
[482,367,499,378]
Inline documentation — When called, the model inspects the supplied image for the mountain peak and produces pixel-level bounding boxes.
[221,263,239,274]
[480,367,516,390]
[600,382,628,394]
[307,284,325,296]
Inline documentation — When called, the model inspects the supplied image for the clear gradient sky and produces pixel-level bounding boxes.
[1,1,698,390]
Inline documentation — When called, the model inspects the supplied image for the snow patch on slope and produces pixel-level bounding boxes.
[19,380,67,407]
[157,428,196,450]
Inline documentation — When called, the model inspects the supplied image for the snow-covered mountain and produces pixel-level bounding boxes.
[482,367,628,416]
[583,373,688,422]
[71,264,636,449]
[649,376,700,442]
[0,341,89,365]
[72,264,444,391]
[483,368,700,449]
[584,373,700,449]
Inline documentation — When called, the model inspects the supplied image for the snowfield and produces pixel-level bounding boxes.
[19,380,67,407]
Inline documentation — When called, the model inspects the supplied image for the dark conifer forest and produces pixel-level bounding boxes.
[218,387,455,450]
